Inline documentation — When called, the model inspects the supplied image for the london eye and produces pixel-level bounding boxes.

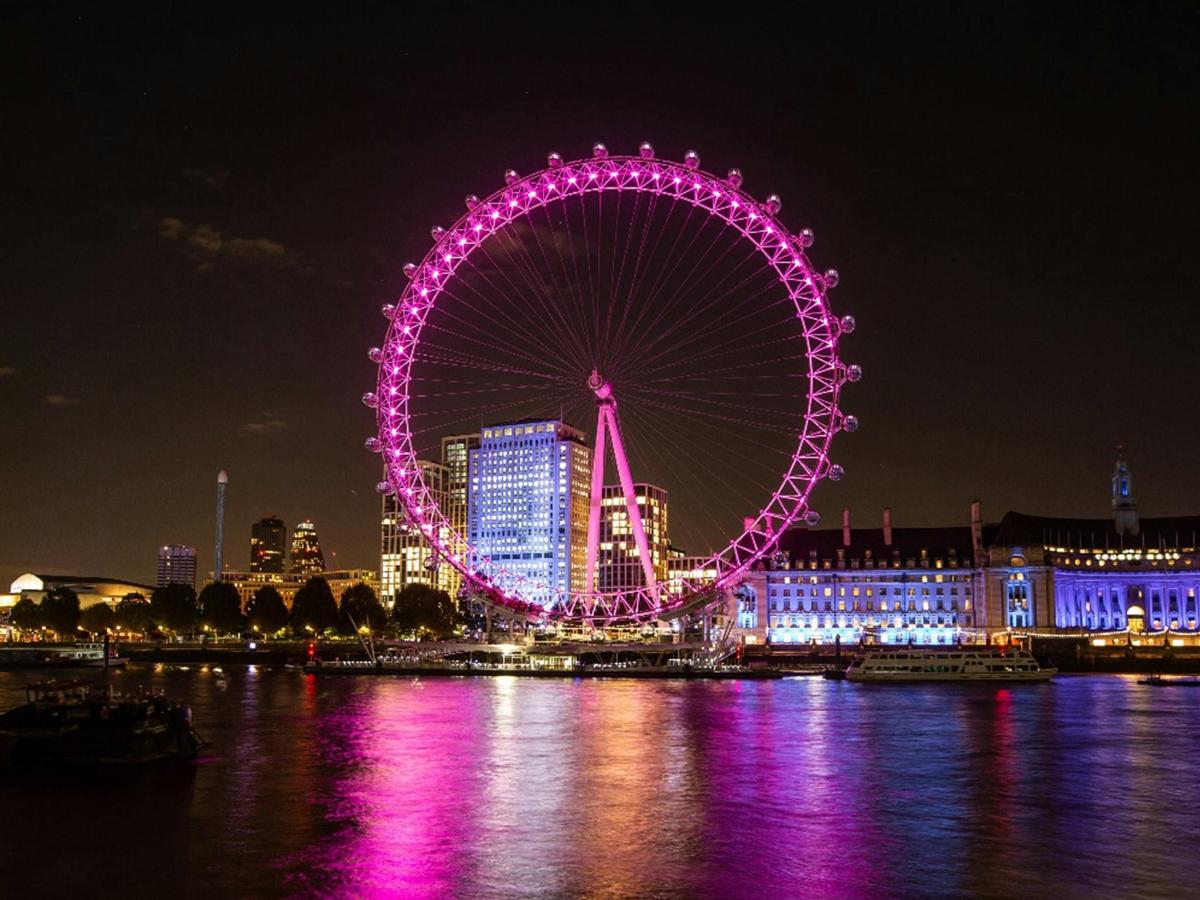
[364,143,860,627]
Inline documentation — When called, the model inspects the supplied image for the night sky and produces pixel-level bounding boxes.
[3,4,1197,589]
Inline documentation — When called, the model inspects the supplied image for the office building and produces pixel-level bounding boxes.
[467,419,591,606]
[289,520,326,575]
[250,516,287,573]
[380,461,456,606]
[156,544,197,589]
[597,483,670,592]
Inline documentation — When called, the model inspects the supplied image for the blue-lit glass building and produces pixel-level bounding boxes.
[467,419,591,606]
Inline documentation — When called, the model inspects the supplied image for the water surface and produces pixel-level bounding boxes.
[0,668,1195,898]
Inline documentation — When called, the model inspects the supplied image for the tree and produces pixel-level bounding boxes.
[80,603,116,637]
[246,585,289,634]
[41,587,81,638]
[392,584,459,639]
[113,598,155,634]
[150,583,199,633]
[339,582,387,634]
[9,597,42,633]
[290,577,338,636]
[199,581,246,635]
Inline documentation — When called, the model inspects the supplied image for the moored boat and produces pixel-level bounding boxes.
[1138,673,1200,687]
[844,647,1056,683]
[41,642,128,668]
[0,680,207,766]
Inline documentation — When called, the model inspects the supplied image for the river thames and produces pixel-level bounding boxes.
[0,668,1196,899]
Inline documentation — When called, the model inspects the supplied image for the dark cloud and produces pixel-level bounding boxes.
[239,414,288,437]
[44,394,79,406]
[158,217,293,270]
[182,165,229,190]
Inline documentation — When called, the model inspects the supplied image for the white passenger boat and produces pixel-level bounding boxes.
[844,648,1055,683]
[42,643,128,668]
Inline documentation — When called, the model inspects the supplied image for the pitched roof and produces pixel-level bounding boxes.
[990,511,1200,550]
[774,525,975,564]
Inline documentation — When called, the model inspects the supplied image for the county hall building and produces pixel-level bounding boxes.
[736,451,1200,646]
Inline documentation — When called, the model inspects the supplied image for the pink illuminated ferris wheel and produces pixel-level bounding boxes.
[364,143,860,626]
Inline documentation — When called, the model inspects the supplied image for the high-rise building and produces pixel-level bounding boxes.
[440,433,481,599]
[289,520,326,575]
[156,544,197,589]
[380,461,456,606]
[598,483,670,593]
[467,419,591,606]
[250,517,287,573]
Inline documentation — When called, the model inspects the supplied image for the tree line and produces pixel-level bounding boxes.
[5,579,463,640]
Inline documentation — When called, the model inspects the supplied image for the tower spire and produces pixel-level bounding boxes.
[214,470,228,580]
[1112,445,1138,536]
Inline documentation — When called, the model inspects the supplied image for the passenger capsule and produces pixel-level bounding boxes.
[367,347,383,363]
[842,414,859,433]
[547,152,563,168]
[798,228,814,248]
[765,194,782,215]
[375,480,392,495]
[804,510,822,527]
[639,141,655,159]
[840,315,856,334]
[684,150,700,169]
[361,392,379,409]
[828,464,845,482]
[402,263,417,278]
[592,143,609,159]
[846,364,863,383]
[430,226,446,241]
[364,437,383,453]
[727,168,743,187]
[504,169,520,184]
[464,194,479,210]
[381,303,396,320]
[825,268,840,288]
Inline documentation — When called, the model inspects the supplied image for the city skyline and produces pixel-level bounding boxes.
[3,6,1197,591]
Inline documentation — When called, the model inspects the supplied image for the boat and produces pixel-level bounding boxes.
[0,642,127,669]
[41,642,128,668]
[0,680,208,766]
[843,647,1056,683]
[1138,673,1200,687]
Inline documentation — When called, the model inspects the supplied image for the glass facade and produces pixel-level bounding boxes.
[380,461,455,606]
[249,517,287,573]
[598,483,669,593]
[467,420,590,606]
[156,544,197,589]
[288,520,326,575]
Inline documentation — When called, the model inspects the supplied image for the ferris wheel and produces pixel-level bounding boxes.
[364,143,860,626]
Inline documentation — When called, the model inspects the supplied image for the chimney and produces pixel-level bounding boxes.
[842,508,851,547]
[970,500,983,562]
[883,507,893,546]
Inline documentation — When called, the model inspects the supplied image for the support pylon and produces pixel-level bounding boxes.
[583,370,657,597]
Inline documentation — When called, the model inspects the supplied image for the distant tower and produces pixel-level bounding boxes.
[157,544,197,589]
[250,516,288,573]
[289,520,326,575]
[214,470,228,581]
[1112,446,1138,536]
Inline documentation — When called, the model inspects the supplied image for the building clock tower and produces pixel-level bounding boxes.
[1112,446,1139,536]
